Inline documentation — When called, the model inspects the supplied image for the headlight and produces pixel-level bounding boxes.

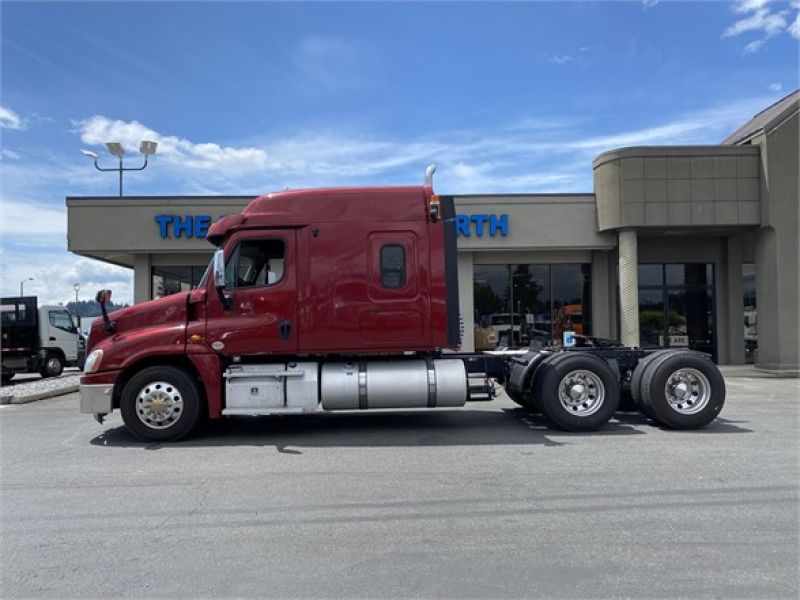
[84,349,104,373]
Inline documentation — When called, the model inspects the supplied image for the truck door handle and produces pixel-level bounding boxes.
[49,336,56,341]
[279,320,292,341]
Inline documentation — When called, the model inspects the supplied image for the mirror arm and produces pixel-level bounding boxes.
[216,286,233,311]
[94,290,117,333]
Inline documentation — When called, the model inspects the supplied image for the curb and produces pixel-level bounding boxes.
[0,385,80,405]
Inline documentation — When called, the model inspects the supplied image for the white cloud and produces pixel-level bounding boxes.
[789,12,800,38]
[61,96,771,197]
[74,116,269,174]
[1,198,66,237]
[1,149,20,160]
[547,54,575,65]
[723,7,788,38]
[0,106,25,130]
[768,82,783,92]
[734,0,770,14]
[0,249,132,306]
[0,197,133,304]
[723,0,797,52]
[744,38,767,53]
[642,0,660,9]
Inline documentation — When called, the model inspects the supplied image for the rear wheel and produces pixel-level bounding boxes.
[534,353,620,431]
[630,350,672,420]
[1,372,14,385]
[39,353,64,378]
[640,352,725,429]
[120,366,203,442]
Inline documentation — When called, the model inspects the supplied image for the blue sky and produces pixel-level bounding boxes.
[1,0,798,304]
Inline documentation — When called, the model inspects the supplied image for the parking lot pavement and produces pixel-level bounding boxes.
[1,377,798,599]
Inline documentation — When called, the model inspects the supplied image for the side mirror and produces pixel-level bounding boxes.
[212,249,225,289]
[94,289,116,333]
[212,249,233,311]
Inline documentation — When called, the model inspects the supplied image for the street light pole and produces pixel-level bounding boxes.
[73,283,82,331]
[19,277,33,296]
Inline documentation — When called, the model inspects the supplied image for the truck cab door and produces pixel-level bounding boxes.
[42,308,78,362]
[206,230,299,356]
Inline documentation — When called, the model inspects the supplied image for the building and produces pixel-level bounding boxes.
[66,92,799,374]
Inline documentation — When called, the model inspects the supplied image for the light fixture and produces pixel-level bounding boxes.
[139,140,158,156]
[105,142,125,157]
[80,139,156,196]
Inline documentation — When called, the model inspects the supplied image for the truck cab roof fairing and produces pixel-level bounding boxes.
[206,214,246,246]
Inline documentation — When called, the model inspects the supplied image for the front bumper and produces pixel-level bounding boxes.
[80,383,114,414]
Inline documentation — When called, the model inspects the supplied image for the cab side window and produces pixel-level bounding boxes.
[49,310,76,333]
[380,244,406,288]
[226,239,285,289]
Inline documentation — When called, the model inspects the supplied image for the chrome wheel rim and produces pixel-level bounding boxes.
[135,381,184,430]
[558,369,605,417]
[664,368,711,415]
[46,358,61,374]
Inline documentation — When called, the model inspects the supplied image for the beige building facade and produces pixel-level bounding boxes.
[67,93,799,374]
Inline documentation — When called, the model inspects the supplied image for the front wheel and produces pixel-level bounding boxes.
[39,353,64,378]
[120,366,203,442]
[534,353,620,431]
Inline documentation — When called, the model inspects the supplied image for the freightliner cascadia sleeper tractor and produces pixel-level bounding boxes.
[80,168,725,442]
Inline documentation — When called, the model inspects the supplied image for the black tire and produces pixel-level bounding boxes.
[120,366,203,442]
[39,353,64,378]
[640,351,725,429]
[1,372,14,385]
[534,353,620,431]
[630,350,673,419]
[531,352,577,411]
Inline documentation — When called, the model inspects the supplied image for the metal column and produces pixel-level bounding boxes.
[618,229,640,348]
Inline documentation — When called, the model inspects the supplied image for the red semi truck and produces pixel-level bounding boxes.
[80,169,725,442]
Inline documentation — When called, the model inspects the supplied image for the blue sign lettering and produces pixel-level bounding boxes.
[488,214,508,237]
[155,214,216,239]
[454,213,509,237]
[155,213,509,239]
[455,215,471,236]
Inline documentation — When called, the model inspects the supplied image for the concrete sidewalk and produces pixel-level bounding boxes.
[0,374,81,405]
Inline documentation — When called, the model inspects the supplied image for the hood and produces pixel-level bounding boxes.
[87,292,190,352]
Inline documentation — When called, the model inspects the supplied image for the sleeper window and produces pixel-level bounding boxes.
[380,245,406,288]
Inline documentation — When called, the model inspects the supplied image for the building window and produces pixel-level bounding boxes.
[743,263,757,364]
[380,245,406,288]
[473,263,591,350]
[637,263,716,361]
[152,266,207,299]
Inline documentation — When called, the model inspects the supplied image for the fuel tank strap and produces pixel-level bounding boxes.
[426,357,437,408]
[358,361,368,410]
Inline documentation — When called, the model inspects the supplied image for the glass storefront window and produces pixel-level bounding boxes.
[743,263,757,364]
[474,263,591,350]
[152,266,208,299]
[552,264,591,344]
[638,264,663,286]
[639,288,665,349]
[512,264,550,347]
[638,263,716,361]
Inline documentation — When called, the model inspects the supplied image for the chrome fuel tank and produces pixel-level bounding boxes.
[321,359,467,410]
